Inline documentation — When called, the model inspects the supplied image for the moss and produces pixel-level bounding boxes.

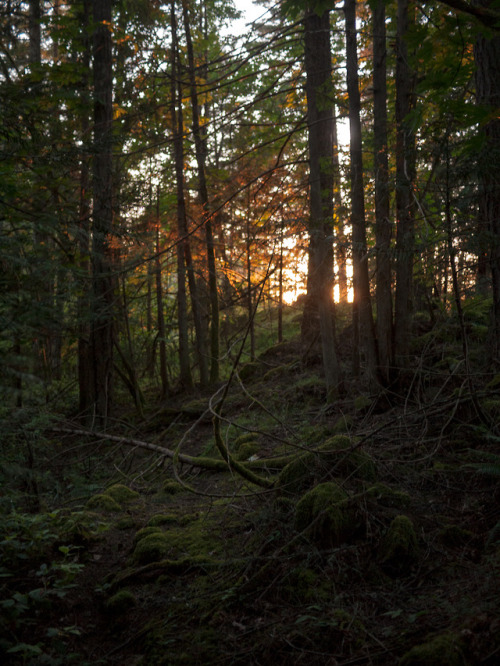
[133,526,163,545]
[367,484,411,509]
[331,415,353,434]
[132,532,173,564]
[238,360,262,380]
[147,513,180,527]
[86,493,122,512]
[279,452,316,494]
[320,435,377,482]
[162,481,184,495]
[115,516,137,530]
[105,589,137,615]
[399,633,466,665]
[354,395,372,413]
[233,433,258,447]
[133,516,223,565]
[105,484,139,504]
[379,515,419,575]
[438,525,475,547]
[294,482,358,547]
[235,441,260,461]
[486,374,500,390]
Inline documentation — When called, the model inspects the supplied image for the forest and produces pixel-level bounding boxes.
[1,0,499,664]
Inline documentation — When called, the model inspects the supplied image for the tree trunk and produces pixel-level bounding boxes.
[302,7,341,393]
[474,1,500,359]
[182,0,218,385]
[333,108,348,304]
[155,188,169,397]
[77,0,92,416]
[170,2,193,390]
[372,0,393,383]
[394,0,415,366]
[345,0,378,383]
[90,0,114,424]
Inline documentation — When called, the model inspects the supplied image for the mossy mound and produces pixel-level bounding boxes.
[294,482,359,547]
[105,589,137,615]
[367,483,411,509]
[399,633,466,665]
[133,526,163,545]
[105,484,139,504]
[162,481,184,495]
[86,493,122,512]
[147,513,180,527]
[379,515,419,575]
[235,441,261,461]
[238,360,262,380]
[438,525,475,547]
[319,435,377,481]
[278,435,376,494]
[132,532,173,564]
[279,451,317,494]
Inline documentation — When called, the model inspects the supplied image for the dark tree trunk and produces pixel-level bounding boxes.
[155,188,169,398]
[90,0,114,424]
[345,0,378,383]
[394,0,415,366]
[474,1,500,359]
[182,0,219,385]
[372,0,393,382]
[170,2,193,390]
[333,108,348,304]
[302,7,341,392]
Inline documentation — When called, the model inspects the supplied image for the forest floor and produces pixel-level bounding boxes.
[2,306,500,665]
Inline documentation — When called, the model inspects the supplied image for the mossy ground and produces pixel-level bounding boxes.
[3,317,500,665]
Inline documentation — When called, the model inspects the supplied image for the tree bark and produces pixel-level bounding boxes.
[394,0,416,367]
[345,0,378,383]
[182,0,220,385]
[90,0,114,424]
[170,2,193,390]
[155,188,169,398]
[372,0,393,382]
[302,7,341,392]
[474,1,500,359]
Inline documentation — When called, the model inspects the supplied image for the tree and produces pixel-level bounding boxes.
[372,0,393,383]
[393,0,416,366]
[90,0,115,424]
[345,0,378,383]
[302,5,341,392]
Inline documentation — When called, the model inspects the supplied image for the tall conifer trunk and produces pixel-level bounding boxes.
[302,7,341,392]
[394,0,415,367]
[372,0,393,382]
[170,2,193,390]
[474,1,500,359]
[345,0,378,383]
[90,0,114,424]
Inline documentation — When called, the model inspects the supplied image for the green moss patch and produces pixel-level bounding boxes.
[86,493,122,512]
[105,484,139,504]
[399,633,466,665]
[105,589,137,615]
[294,482,360,547]
[367,483,411,509]
[379,515,419,575]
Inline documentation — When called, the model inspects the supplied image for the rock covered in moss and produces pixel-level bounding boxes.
[279,452,317,494]
[398,633,467,665]
[161,481,184,495]
[133,525,163,545]
[367,483,411,509]
[105,589,137,615]
[132,532,172,564]
[294,482,359,547]
[105,484,139,504]
[379,515,419,575]
[320,435,377,482]
[86,493,122,512]
[235,441,260,461]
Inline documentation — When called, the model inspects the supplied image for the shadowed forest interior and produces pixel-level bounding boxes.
[1,0,500,664]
